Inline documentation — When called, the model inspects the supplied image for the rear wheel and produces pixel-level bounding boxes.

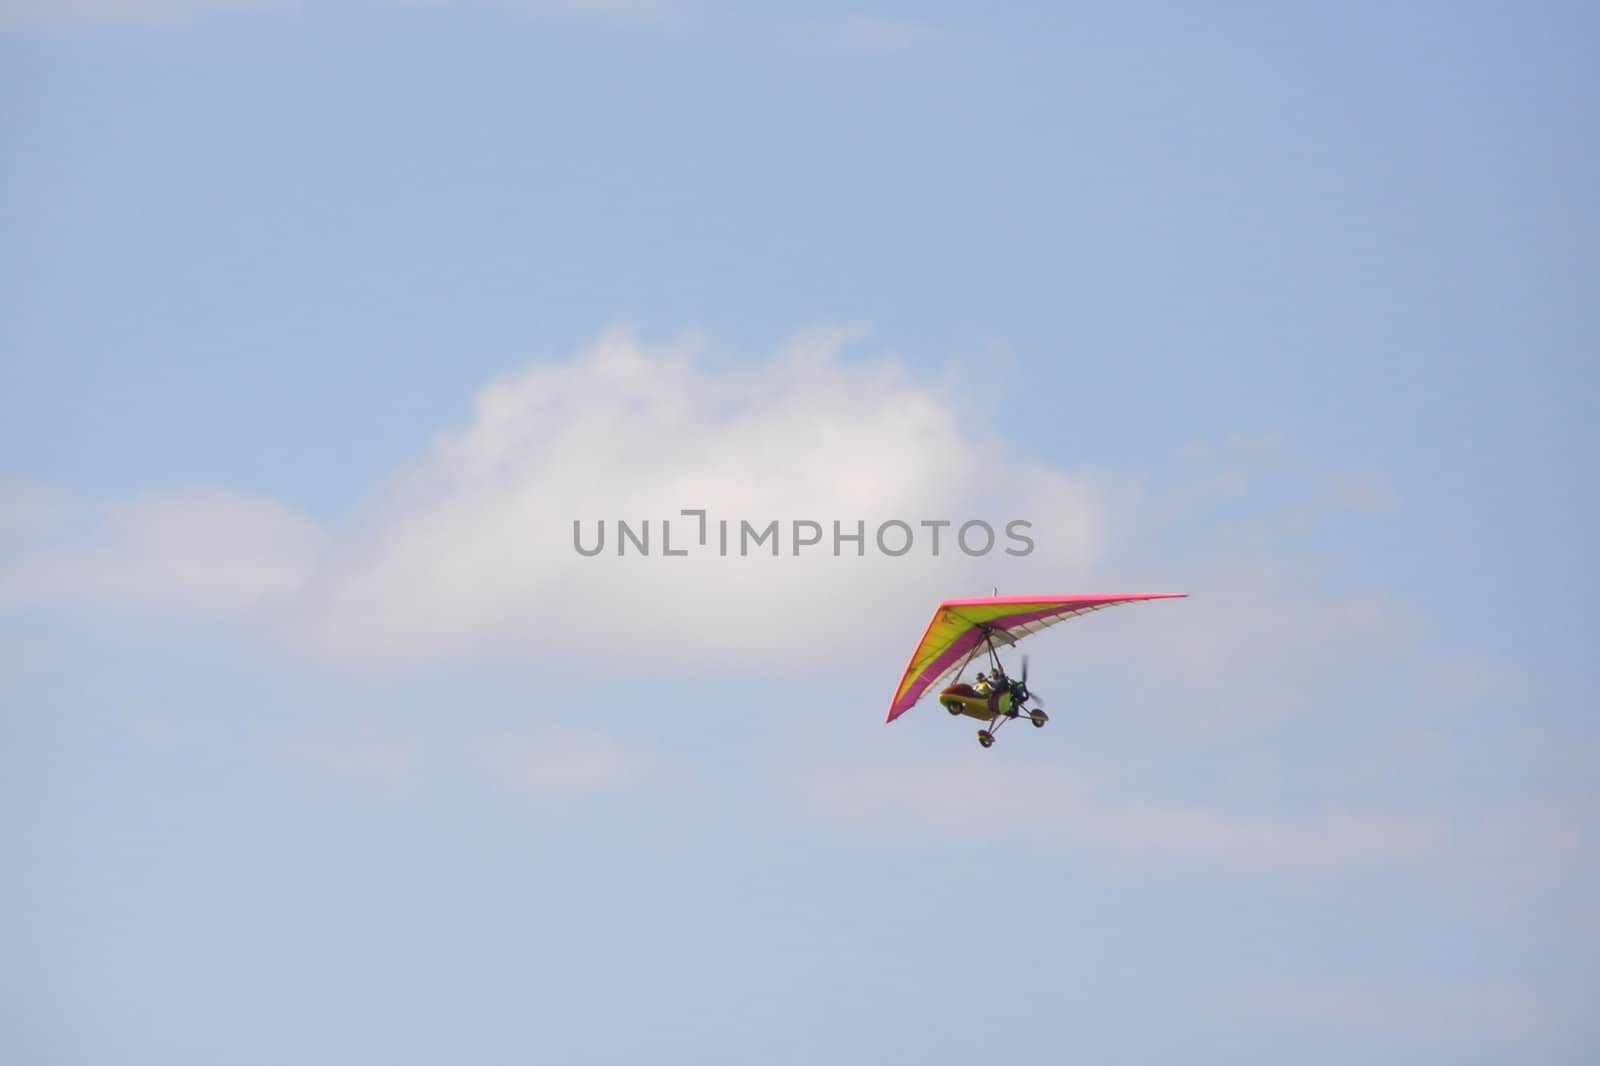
[977,730,995,748]
[1030,710,1048,728]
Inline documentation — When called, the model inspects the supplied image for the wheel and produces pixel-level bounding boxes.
[977,730,994,748]
[1030,710,1048,728]
[945,702,962,716]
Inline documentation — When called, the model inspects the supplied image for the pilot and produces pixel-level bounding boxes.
[974,672,993,696]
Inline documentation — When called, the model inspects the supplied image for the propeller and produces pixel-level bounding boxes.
[1018,655,1044,706]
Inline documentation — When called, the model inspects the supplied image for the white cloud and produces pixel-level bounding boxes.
[278,327,1105,672]
[1334,470,1401,514]
[1439,796,1600,933]
[0,327,1109,676]
[0,0,693,30]
[1251,976,1592,1049]
[0,481,67,543]
[273,718,681,800]
[823,14,961,55]
[0,490,325,615]
[480,0,691,25]
[1419,657,1502,702]
[1074,431,1424,733]
[276,731,424,787]
[0,0,954,55]
[470,724,680,796]
[1132,431,1404,534]
[2,327,1425,727]
[0,0,700,32]
[1047,557,1424,735]
[1333,726,1459,789]
[0,0,282,27]
[784,755,1439,874]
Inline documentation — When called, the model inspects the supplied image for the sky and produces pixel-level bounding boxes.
[2,1,1597,1063]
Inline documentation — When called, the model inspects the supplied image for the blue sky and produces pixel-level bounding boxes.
[2,2,1596,1063]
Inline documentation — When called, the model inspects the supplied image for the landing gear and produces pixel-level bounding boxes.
[954,636,1052,748]
[972,703,1049,748]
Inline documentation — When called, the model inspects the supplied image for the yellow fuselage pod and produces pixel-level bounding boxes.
[938,688,1013,721]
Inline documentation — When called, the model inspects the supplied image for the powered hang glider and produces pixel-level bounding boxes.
[886,593,1185,748]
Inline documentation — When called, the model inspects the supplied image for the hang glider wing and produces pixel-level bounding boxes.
[885,593,1185,722]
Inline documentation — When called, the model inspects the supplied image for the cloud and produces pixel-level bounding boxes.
[469,724,682,797]
[823,14,962,55]
[0,481,67,544]
[273,718,683,802]
[1331,726,1459,790]
[1,326,1424,726]
[276,731,425,788]
[1133,431,1404,536]
[0,0,281,27]
[1074,432,1424,733]
[0,0,954,54]
[480,0,691,25]
[1251,976,1593,1049]
[1333,471,1401,514]
[276,327,1105,672]
[0,490,325,616]
[779,742,1596,918]
[0,326,1106,677]
[783,755,1439,874]
[1419,657,1502,703]
[0,0,699,31]
[1437,795,1600,934]
[1047,556,1424,735]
